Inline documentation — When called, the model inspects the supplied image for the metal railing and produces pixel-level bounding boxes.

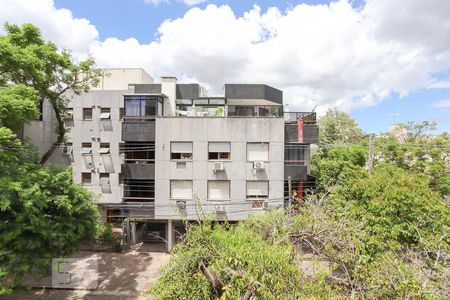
[283,112,317,123]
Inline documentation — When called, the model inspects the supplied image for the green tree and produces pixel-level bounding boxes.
[0,84,39,131]
[0,136,98,290]
[0,22,101,164]
[318,108,365,145]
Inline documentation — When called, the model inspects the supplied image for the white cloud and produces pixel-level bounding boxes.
[432,99,450,109]
[2,0,450,113]
[0,0,98,57]
[144,0,206,6]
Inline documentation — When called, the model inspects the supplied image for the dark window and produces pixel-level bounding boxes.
[83,108,93,120]
[81,172,92,185]
[121,142,154,162]
[171,142,193,160]
[234,106,254,117]
[36,101,43,121]
[124,96,160,117]
[285,144,306,162]
[123,179,154,201]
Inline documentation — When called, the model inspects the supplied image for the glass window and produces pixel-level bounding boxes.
[247,143,269,161]
[171,142,193,160]
[83,108,92,120]
[99,143,110,154]
[193,99,209,105]
[247,181,269,199]
[124,96,159,117]
[176,99,192,105]
[81,172,92,185]
[170,180,193,199]
[208,142,231,160]
[208,181,230,200]
[100,107,111,119]
[209,99,225,105]
[235,106,254,117]
[81,142,92,155]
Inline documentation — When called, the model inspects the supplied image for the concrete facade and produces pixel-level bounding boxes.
[154,117,285,221]
[22,68,318,251]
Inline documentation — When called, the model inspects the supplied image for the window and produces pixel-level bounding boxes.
[83,108,93,120]
[121,142,154,162]
[208,142,231,160]
[229,106,254,117]
[208,181,230,200]
[124,95,160,117]
[99,143,110,154]
[247,143,269,161]
[123,179,154,201]
[81,142,92,155]
[100,107,111,119]
[171,142,193,160]
[247,181,269,199]
[36,101,43,121]
[170,180,193,199]
[81,172,92,185]
[99,173,111,193]
[285,144,306,164]
[64,108,74,127]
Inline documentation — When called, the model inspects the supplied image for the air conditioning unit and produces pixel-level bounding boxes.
[213,161,225,172]
[214,204,226,212]
[176,200,186,210]
[253,161,265,170]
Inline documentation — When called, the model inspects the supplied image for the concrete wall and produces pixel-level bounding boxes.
[225,84,283,104]
[23,100,71,166]
[68,90,126,204]
[92,68,153,91]
[154,117,285,221]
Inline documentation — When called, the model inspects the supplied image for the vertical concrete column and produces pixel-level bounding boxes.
[161,76,177,116]
[167,220,174,252]
[131,222,136,244]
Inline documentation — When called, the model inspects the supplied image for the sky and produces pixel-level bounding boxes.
[1,0,450,134]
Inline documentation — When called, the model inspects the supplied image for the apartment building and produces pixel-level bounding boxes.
[23,68,318,251]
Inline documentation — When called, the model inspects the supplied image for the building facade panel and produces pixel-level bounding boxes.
[155,117,285,221]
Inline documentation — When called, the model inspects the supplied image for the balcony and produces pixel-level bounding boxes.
[122,122,155,141]
[284,162,308,180]
[121,162,155,179]
[284,112,318,144]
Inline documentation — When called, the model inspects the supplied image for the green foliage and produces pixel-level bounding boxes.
[318,108,365,145]
[311,145,367,191]
[96,223,122,252]
[0,132,98,291]
[331,164,449,255]
[0,84,39,130]
[0,22,102,164]
[150,218,341,299]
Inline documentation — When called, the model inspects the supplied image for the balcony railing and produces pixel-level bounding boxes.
[283,112,317,123]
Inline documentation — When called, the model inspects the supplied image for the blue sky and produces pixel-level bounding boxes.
[4,0,450,134]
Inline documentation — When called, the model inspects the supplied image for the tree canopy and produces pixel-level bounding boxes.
[0,22,101,164]
[0,23,100,294]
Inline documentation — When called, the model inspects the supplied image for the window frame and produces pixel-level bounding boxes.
[170,142,193,161]
[170,180,193,199]
[246,142,269,162]
[246,181,269,200]
[207,180,230,201]
[208,142,231,160]
[83,108,93,120]
[81,172,92,185]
